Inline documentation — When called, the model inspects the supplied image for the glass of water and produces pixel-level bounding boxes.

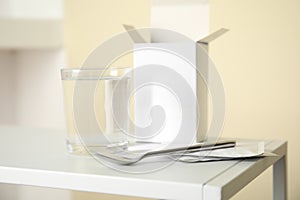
[61,68,132,155]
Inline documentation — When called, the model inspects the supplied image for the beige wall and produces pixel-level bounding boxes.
[64,0,300,199]
[210,0,300,199]
[64,0,151,68]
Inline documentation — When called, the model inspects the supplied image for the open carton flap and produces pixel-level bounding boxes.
[197,28,229,44]
[123,24,228,44]
[122,24,147,43]
[123,24,199,43]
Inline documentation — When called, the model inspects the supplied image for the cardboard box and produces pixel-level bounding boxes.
[124,25,227,144]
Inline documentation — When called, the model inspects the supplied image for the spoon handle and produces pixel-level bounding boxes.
[146,140,236,157]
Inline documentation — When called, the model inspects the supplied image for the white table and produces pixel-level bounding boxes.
[0,126,287,200]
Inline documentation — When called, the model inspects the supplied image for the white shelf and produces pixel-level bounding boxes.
[0,126,287,200]
[0,18,63,49]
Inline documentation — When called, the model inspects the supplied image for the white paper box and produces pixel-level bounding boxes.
[124,25,227,144]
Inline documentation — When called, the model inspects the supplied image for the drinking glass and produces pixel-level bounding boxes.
[61,68,132,155]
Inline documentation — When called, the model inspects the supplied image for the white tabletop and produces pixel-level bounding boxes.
[0,126,287,200]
